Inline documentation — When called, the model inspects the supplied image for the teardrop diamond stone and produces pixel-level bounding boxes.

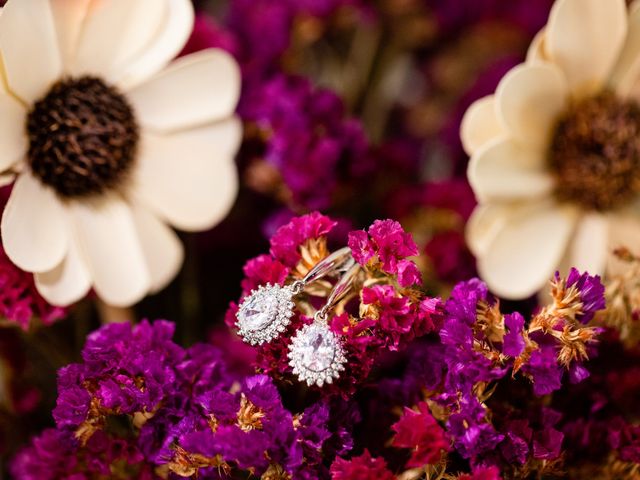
[288,322,346,387]
[299,324,336,372]
[238,293,278,332]
[236,284,296,346]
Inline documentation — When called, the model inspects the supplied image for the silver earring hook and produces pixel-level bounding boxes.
[314,263,361,323]
[292,246,354,294]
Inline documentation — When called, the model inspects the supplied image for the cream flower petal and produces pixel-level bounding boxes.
[526,29,549,63]
[467,203,562,259]
[496,63,568,148]
[132,119,241,231]
[477,203,579,299]
[114,0,195,89]
[568,212,609,276]
[466,204,522,258]
[0,0,62,102]
[71,197,150,307]
[1,172,68,273]
[0,93,28,171]
[132,206,184,294]
[460,96,503,156]
[609,1,640,97]
[128,49,241,133]
[546,0,627,97]
[69,0,166,80]
[35,237,92,307]
[468,138,555,203]
[50,0,91,68]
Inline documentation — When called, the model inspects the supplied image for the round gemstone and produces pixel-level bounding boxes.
[296,324,336,373]
[549,92,640,211]
[237,291,278,332]
[27,76,139,198]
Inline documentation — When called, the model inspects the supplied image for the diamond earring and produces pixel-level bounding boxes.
[235,247,353,345]
[288,262,361,387]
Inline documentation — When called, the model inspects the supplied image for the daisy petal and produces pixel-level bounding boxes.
[71,198,150,307]
[0,0,62,102]
[496,63,568,148]
[50,0,91,68]
[35,238,91,307]
[526,29,549,63]
[460,96,503,156]
[128,49,241,133]
[468,138,555,203]
[546,0,627,97]
[132,206,184,293]
[467,204,514,258]
[133,119,241,231]
[115,0,195,89]
[610,1,640,97]
[1,172,68,273]
[568,213,609,276]
[478,203,578,299]
[0,93,28,171]
[70,0,166,80]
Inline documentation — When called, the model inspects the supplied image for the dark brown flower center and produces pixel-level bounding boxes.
[26,76,139,198]
[548,92,640,211]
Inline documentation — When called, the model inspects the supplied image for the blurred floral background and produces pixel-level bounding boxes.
[5,0,640,478]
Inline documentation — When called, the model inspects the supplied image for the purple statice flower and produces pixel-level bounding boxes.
[348,219,421,286]
[226,0,295,80]
[392,401,450,468]
[10,429,78,479]
[243,75,371,210]
[176,375,335,478]
[531,409,564,461]
[330,450,396,480]
[444,278,489,326]
[502,312,526,357]
[11,429,158,480]
[499,419,532,465]
[0,246,66,330]
[270,211,337,267]
[53,320,186,434]
[521,341,563,396]
[18,320,349,479]
[610,420,640,463]
[561,268,606,324]
[447,397,504,460]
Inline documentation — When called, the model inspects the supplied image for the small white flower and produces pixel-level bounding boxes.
[463,0,640,299]
[0,0,241,307]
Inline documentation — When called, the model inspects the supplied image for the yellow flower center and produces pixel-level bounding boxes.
[548,92,640,211]
[26,76,139,198]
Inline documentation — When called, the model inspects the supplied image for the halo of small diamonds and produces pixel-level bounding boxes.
[288,322,346,387]
[235,283,295,345]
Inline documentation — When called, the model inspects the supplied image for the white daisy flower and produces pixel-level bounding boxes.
[0,0,241,307]
[462,0,640,299]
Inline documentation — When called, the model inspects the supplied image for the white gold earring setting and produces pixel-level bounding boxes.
[288,263,360,387]
[235,247,353,345]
